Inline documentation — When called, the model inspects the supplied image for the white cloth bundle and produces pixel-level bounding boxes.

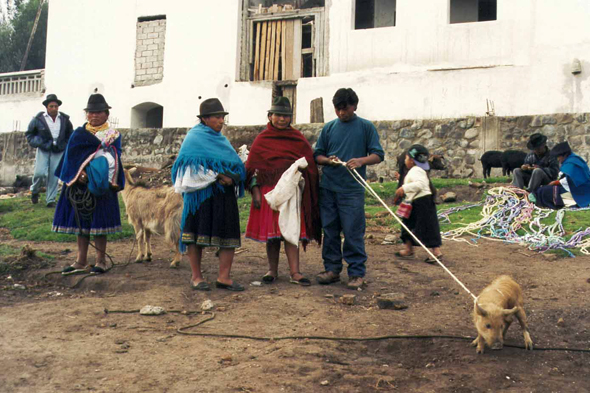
[264,157,308,246]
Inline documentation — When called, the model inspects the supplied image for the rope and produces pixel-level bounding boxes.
[103,309,590,352]
[336,160,478,302]
[442,186,590,256]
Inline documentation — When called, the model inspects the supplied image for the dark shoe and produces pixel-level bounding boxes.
[215,281,245,291]
[90,266,106,274]
[290,274,311,286]
[46,202,56,208]
[262,271,277,283]
[31,193,39,204]
[316,271,340,285]
[191,281,211,291]
[347,276,366,290]
[61,264,87,276]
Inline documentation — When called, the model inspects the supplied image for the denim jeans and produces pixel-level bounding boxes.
[319,188,367,278]
[30,148,64,204]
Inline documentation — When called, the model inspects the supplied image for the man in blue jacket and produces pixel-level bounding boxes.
[25,94,73,207]
[314,88,384,290]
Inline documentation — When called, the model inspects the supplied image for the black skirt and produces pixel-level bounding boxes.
[400,195,442,248]
[181,186,241,248]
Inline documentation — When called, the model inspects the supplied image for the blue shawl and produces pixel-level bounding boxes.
[55,124,125,190]
[172,123,246,246]
[561,153,590,207]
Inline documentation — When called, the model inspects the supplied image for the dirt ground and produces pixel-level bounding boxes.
[1,192,590,392]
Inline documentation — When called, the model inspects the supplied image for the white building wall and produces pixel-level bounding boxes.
[297,0,590,123]
[1,0,590,133]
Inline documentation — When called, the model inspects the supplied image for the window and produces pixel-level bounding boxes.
[134,15,166,87]
[355,0,396,30]
[239,1,326,81]
[450,0,496,24]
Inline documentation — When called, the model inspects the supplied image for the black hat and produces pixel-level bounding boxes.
[550,141,572,157]
[42,94,62,107]
[268,96,292,115]
[198,98,228,118]
[408,144,430,171]
[527,133,548,150]
[84,94,111,112]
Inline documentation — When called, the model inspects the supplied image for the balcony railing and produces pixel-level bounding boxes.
[0,69,45,96]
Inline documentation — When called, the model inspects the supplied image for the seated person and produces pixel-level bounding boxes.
[512,133,559,193]
[531,141,590,209]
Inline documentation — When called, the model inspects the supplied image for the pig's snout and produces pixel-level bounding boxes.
[491,341,504,350]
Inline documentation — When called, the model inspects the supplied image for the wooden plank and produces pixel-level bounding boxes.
[292,18,302,80]
[284,20,294,80]
[273,20,281,80]
[264,21,273,80]
[253,22,262,81]
[310,97,324,123]
[258,21,268,81]
[267,21,277,81]
[281,20,287,80]
[283,85,297,123]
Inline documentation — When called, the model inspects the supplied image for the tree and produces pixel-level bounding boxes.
[0,0,47,73]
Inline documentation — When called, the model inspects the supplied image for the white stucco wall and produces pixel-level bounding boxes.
[296,0,590,123]
[1,0,590,133]
[0,95,45,133]
[39,0,275,129]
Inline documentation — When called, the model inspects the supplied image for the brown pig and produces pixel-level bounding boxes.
[472,275,534,354]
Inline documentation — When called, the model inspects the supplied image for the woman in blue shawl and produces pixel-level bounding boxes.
[53,94,125,275]
[172,98,246,291]
[532,141,590,209]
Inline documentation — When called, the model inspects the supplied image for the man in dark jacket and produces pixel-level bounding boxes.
[25,94,74,207]
[511,133,559,194]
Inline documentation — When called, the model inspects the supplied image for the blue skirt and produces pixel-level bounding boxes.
[52,183,122,235]
[533,185,566,210]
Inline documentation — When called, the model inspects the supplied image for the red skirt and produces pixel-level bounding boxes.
[245,185,307,243]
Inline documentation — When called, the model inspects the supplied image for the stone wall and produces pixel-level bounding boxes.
[1,112,589,186]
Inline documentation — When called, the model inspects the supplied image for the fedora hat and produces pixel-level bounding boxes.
[527,133,547,150]
[550,141,572,157]
[268,96,292,116]
[42,94,62,107]
[198,98,228,118]
[84,94,111,112]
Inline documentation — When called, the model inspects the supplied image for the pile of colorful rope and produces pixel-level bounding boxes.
[439,186,590,256]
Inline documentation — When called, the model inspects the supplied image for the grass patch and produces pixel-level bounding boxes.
[0,193,134,242]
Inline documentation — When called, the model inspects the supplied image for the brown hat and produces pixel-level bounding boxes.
[268,96,292,115]
[198,98,228,118]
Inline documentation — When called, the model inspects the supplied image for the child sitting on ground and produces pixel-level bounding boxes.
[393,144,443,264]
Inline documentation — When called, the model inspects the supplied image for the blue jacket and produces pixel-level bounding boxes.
[25,111,74,153]
[561,153,590,208]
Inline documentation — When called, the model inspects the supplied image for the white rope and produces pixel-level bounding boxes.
[336,160,478,301]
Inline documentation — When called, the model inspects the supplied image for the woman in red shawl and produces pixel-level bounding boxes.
[246,97,321,286]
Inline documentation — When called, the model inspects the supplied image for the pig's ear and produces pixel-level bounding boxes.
[476,303,488,317]
[502,307,519,316]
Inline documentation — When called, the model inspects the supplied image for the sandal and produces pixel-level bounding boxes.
[61,263,87,276]
[290,274,311,286]
[90,266,106,274]
[424,255,443,264]
[262,271,277,283]
[191,281,211,291]
[394,251,415,260]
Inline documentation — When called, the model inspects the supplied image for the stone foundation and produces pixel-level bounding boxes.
[1,113,589,186]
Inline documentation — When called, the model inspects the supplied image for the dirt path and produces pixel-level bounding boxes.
[1,230,589,392]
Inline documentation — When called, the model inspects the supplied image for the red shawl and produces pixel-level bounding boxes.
[246,122,321,244]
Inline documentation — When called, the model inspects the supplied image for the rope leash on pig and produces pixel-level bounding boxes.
[334,159,478,302]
